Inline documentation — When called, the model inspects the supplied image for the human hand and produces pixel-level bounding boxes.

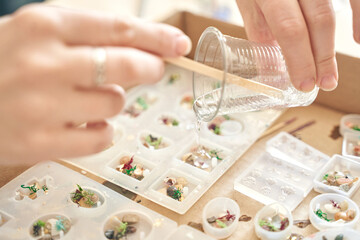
[0,5,191,164]
[351,0,360,43]
[237,0,337,92]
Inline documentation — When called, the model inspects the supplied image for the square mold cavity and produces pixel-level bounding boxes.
[148,167,203,209]
[342,132,360,161]
[15,176,54,201]
[175,139,231,173]
[314,154,360,198]
[266,132,330,172]
[234,156,305,211]
[0,211,12,227]
[107,152,156,190]
[137,131,174,157]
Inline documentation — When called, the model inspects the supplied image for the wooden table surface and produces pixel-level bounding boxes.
[2,103,359,239]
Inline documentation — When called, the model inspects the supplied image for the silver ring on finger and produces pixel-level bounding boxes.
[93,48,107,86]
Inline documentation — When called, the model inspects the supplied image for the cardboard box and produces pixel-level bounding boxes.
[163,11,360,114]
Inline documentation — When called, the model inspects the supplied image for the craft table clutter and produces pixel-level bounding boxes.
[2,6,360,240]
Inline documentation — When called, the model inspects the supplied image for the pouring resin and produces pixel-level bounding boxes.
[192,27,318,122]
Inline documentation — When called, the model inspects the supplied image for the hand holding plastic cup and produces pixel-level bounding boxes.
[193,27,319,122]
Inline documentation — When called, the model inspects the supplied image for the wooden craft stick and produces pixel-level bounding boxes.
[164,56,283,98]
[259,117,297,139]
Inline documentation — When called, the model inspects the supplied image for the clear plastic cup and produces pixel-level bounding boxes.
[193,27,319,122]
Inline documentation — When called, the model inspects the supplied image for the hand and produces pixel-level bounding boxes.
[351,0,360,43]
[237,0,337,92]
[0,5,191,164]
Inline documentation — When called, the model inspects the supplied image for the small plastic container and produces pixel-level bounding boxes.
[342,132,360,161]
[202,197,240,239]
[313,155,360,198]
[192,27,319,122]
[304,228,360,240]
[340,114,360,136]
[309,193,359,231]
[254,202,293,240]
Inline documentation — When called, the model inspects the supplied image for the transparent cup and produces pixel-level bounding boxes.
[193,27,319,122]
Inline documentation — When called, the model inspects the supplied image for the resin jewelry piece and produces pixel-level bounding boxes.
[124,93,157,118]
[142,134,168,150]
[180,95,194,110]
[115,156,150,181]
[70,184,100,208]
[206,210,236,229]
[31,216,71,239]
[158,176,189,201]
[207,115,231,135]
[104,214,138,240]
[181,145,224,172]
[19,182,49,200]
[315,199,355,223]
[322,170,358,192]
[259,213,290,232]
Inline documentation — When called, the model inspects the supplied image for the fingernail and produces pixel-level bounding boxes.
[176,35,192,56]
[300,78,316,92]
[320,75,338,91]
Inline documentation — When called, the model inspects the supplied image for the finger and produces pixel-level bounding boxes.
[256,0,316,92]
[351,0,360,43]
[236,0,276,43]
[299,0,338,91]
[67,47,164,89]
[50,122,113,159]
[55,8,191,57]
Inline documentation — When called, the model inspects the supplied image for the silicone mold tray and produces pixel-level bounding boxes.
[61,65,282,214]
[0,161,181,240]
[234,132,330,211]
[0,161,216,240]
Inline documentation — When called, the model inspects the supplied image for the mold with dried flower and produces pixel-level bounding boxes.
[103,212,153,240]
[70,184,103,208]
[157,176,190,202]
[321,170,358,193]
[15,178,50,201]
[180,145,226,172]
[123,93,157,118]
[206,210,236,229]
[30,215,71,239]
[259,213,290,232]
[141,134,169,150]
[207,115,242,136]
[114,155,151,181]
[314,199,355,224]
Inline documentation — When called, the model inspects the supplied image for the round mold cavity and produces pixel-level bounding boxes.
[254,202,293,240]
[68,186,106,211]
[202,197,240,239]
[102,210,153,240]
[29,213,71,239]
[309,193,359,231]
[205,116,243,137]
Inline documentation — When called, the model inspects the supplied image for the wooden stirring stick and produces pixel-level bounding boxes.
[164,56,283,98]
